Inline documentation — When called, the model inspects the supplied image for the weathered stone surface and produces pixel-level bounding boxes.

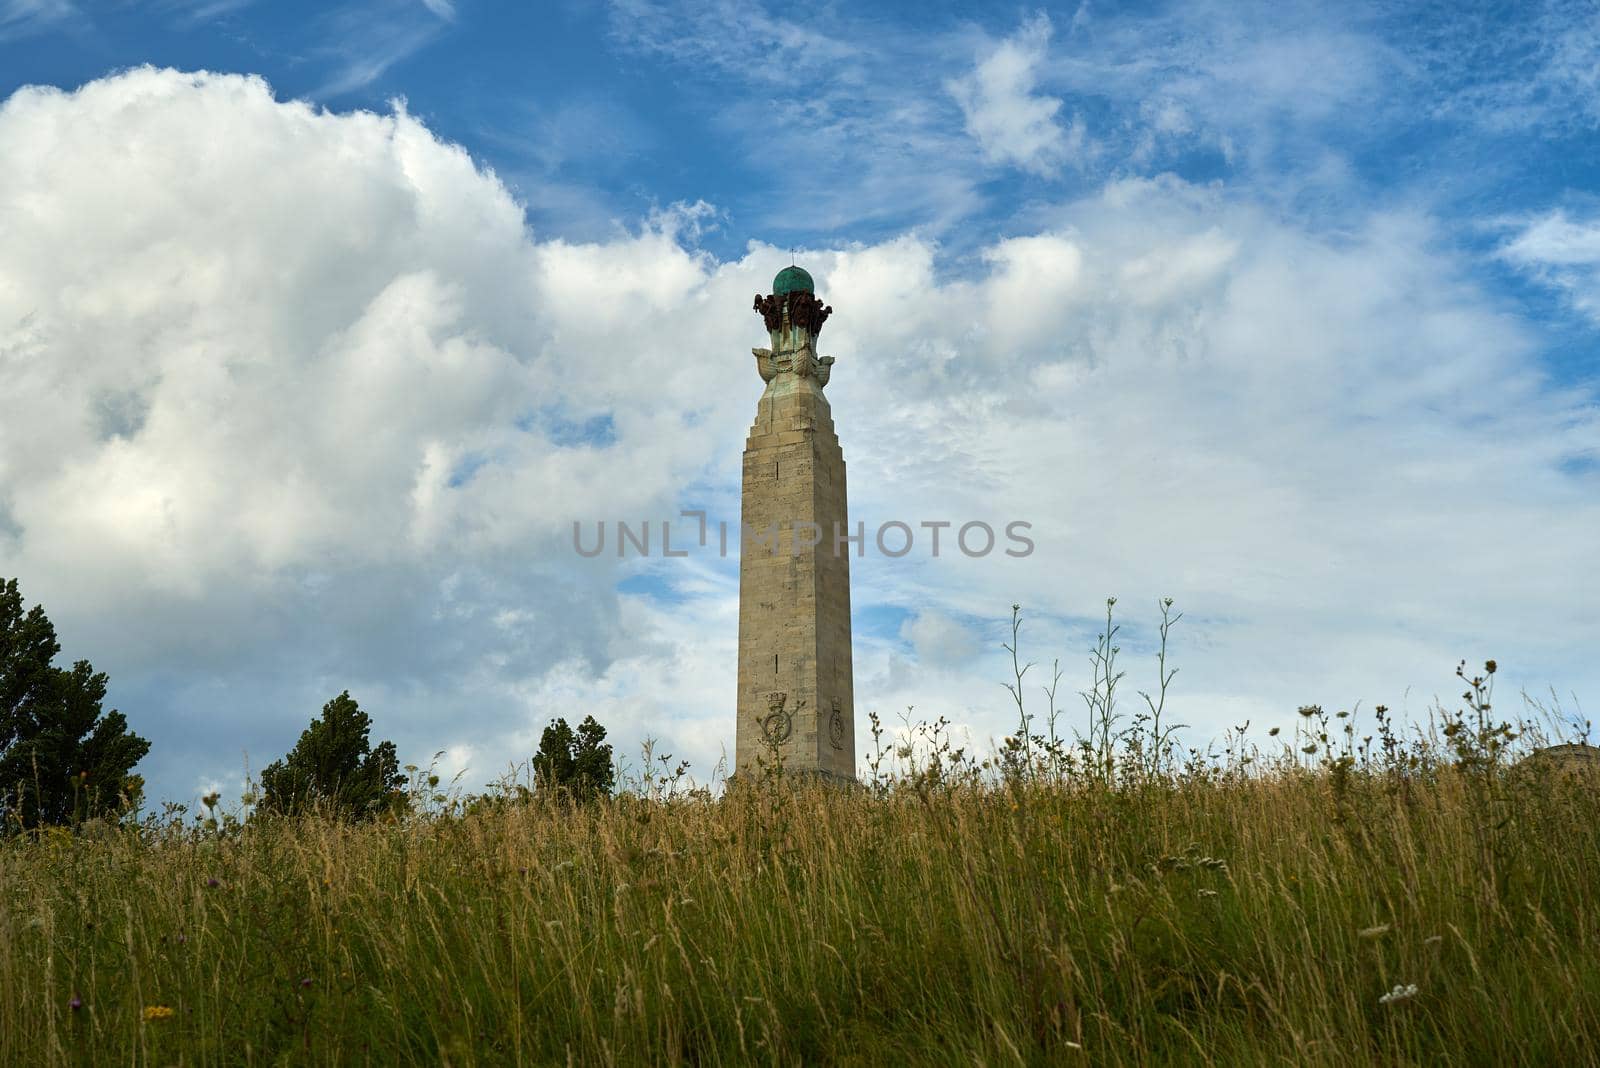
[735,281,855,782]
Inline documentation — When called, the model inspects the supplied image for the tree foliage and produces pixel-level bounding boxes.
[0,578,150,829]
[258,691,405,820]
[531,715,614,801]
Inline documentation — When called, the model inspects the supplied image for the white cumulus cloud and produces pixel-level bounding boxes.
[1,67,1596,809]
[0,67,757,804]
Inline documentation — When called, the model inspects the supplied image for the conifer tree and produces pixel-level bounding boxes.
[531,715,614,801]
[0,578,150,829]
[258,691,405,820]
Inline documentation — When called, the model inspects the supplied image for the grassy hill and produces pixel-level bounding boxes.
[3,713,1598,1066]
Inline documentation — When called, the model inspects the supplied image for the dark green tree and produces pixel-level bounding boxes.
[0,578,150,829]
[258,691,406,820]
[531,715,614,801]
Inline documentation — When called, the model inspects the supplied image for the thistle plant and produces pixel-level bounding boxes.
[1000,604,1034,775]
[1134,598,1185,779]
[1080,598,1127,782]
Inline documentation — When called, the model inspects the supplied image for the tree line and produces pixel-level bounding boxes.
[0,577,613,832]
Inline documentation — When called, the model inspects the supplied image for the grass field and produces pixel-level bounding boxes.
[3,650,1598,1065]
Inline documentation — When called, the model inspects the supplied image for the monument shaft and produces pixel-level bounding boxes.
[735,271,855,781]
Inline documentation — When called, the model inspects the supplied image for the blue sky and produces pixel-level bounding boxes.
[9,2,1597,275]
[1,0,1597,808]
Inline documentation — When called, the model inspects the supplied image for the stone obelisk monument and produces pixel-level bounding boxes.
[735,265,855,781]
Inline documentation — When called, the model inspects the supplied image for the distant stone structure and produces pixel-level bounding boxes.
[735,266,855,782]
[1515,742,1600,778]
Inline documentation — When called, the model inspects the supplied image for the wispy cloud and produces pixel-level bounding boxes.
[153,0,257,25]
[1501,208,1600,324]
[607,0,857,82]
[597,1,1408,238]
[1034,0,1402,182]
[604,1,995,236]
[1408,0,1600,134]
[947,13,1081,175]
[599,0,1600,255]
[312,0,451,98]
[0,0,75,40]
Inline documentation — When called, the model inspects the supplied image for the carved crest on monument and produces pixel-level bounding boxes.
[761,691,794,743]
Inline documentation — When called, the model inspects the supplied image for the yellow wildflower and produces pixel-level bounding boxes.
[143,1005,175,1022]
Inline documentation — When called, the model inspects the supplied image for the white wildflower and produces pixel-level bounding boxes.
[1378,983,1419,1005]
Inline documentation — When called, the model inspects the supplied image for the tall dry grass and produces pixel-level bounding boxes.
[3,737,1598,1066]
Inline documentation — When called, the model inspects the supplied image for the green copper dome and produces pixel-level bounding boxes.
[773,265,814,295]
